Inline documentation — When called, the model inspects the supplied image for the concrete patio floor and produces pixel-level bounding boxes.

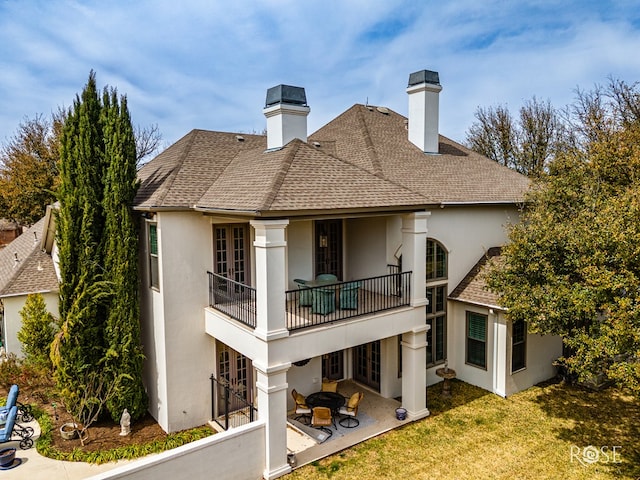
[287,380,414,469]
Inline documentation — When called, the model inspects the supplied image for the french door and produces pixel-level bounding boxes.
[322,351,344,381]
[216,341,253,414]
[354,341,381,392]
[315,219,342,279]
[214,224,249,285]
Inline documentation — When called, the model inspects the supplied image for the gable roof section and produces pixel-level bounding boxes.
[449,247,504,310]
[310,105,530,204]
[0,217,58,298]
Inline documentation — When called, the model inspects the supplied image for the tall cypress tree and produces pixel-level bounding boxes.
[102,90,147,420]
[54,72,108,401]
[53,72,146,422]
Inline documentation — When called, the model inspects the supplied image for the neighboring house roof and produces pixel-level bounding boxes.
[135,104,529,214]
[449,247,504,310]
[0,217,58,298]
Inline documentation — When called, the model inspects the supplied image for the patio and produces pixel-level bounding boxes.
[287,380,409,468]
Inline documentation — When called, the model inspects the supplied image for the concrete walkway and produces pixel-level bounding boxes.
[0,419,128,479]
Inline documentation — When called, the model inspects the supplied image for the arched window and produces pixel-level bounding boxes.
[426,239,447,280]
[426,239,447,366]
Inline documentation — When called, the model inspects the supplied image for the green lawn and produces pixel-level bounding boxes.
[288,380,640,479]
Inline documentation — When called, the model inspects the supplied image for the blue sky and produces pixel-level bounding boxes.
[1,0,639,149]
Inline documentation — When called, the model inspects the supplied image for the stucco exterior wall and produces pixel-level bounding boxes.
[142,212,217,433]
[87,421,266,480]
[427,205,520,288]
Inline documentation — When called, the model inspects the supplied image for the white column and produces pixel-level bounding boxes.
[492,310,507,397]
[402,212,429,308]
[401,325,430,419]
[255,361,292,480]
[251,219,289,341]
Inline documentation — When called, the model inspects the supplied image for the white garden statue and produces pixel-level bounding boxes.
[119,408,131,436]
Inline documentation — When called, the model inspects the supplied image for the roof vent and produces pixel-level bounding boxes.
[14,252,19,267]
[376,106,389,115]
[235,135,245,142]
[313,141,321,147]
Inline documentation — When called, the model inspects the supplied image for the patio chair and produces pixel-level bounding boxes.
[0,406,33,450]
[293,279,312,307]
[0,385,33,423]
[0,385,18,418]
[339,281,361,309]
[311,406,333,439]
[321,378,338,393]
[291,389,311,425]
[338,391,364,428]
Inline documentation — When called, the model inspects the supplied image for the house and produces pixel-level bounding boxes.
[134,69,560,479]
[0,207,58,355]
[0,219,21,248]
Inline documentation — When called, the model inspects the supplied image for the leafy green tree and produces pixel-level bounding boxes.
[487,121,640,395]
[18,293,56,368]
[0,113,63,225]
[102,89,147,420]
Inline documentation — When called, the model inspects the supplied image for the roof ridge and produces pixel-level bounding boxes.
[259,140,301,210]
[355,106,383,176]
[153,129,200,207]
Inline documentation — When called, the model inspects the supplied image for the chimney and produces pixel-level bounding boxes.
[406,70,442,154]
[263,84,310,150]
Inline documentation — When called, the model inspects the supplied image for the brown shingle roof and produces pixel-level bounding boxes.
[449,247,503,309]
[0,217,58,298]
[311,105,530,204]
[135,104,530,213]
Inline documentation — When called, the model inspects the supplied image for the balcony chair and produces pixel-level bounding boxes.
[339,281,361,310]
[311,275,338,315]
[315,274,338,283]
[310,406,333,439]
[338,391,364,428]
[0,406,33,449]
[293,279,312,307]
[291,389,311,425]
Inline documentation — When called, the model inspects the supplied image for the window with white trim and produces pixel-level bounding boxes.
[426,239,447,366]
[511,319,526,373]
[466,311,487,369]
[149,223,159,290]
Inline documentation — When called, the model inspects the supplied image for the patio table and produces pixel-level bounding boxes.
[305,391,345,427]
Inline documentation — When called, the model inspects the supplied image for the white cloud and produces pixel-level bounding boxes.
[0,0,639,146]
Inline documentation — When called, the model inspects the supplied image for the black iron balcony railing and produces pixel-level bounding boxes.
[286,271,411,331]
[208,270,412,332]
[208,271,257,328]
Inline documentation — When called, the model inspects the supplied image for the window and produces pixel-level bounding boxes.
[426,238,448,367]
[511,319,526,372]
[149,223,159,289]
[426,285,446,365]
[466,311,487,369]
[426,239,447,280]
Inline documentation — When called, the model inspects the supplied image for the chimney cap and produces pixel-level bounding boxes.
[265,85,307,107]
[408,70,440,87]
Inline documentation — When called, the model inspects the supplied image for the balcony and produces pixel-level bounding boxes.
[207,271,412,332]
